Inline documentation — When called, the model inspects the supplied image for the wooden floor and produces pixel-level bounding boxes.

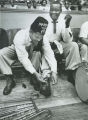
[0,71,80,107]
[49,103,88,120]
[0,70,88,120]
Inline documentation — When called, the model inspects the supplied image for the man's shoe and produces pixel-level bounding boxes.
[3,75,16,95]
[30,74,40,91]
[40,77,51,97]
[67,70,76,86]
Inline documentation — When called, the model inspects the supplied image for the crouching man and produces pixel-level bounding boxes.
[0,16,57,96]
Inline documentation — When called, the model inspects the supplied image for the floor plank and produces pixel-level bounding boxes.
[49,103,88,120]
[0,73,81,108]
[0,71,88,120]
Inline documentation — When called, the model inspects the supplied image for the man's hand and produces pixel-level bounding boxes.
[64,14,72,28]
[51,72,58,85]
[33,72,46,83]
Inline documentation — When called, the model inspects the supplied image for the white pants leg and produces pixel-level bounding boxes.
[41,55,51,78]
[60,41,81,70]
[80,44,88,62]
[0,45,16,74]
[31,52,51,78]
[31,51,41,72]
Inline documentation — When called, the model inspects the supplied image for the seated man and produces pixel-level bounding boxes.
[44,14,81,85]
[79,21,88,63]
[0,16,57,95]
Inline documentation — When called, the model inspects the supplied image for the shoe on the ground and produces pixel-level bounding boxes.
[67,70,76,86]
[40,77,51,97]
[30,74,40,91]
[3,75,16,95]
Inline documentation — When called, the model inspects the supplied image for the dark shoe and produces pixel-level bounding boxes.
[33,83,40,91]
[3,75,16,95]
[67,70,76,86]
[40,77,51,97]
[30,74,40,91]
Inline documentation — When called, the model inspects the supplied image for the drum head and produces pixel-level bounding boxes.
[75,65,88,102]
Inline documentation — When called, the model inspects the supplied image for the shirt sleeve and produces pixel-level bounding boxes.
[13,31,36,74]
[79,23,88,38]
[61,27,73,42]
[42,38,57,73]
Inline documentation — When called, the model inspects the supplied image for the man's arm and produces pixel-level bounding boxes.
[79,22,88,45]
[14,41,45,82]
[13,30,45,82]
[13,30,36,74]
[14,44,36,74]
[61,27,73,43]
[62,15,73,43]
[43,38,57,73]
[42,38,57,84]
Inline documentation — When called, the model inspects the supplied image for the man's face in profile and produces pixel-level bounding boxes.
[32,32,43,46]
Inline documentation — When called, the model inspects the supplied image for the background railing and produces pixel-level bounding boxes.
[0,0,88,12]
[62,4,88,12]
[0,0,48,9]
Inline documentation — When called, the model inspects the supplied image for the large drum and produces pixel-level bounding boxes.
[75,64,88,103]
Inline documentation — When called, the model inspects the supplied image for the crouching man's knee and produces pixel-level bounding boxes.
[70,42,79,51]
[81,44,87,52]
[80,44,88,62]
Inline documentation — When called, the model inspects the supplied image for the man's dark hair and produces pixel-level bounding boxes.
[30,16,48,35]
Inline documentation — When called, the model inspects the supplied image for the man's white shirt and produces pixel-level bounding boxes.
[44,16,73,54]
[79,21,88,38]
[13,27,57,74]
